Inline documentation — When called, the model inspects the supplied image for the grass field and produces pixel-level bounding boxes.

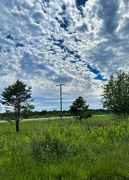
[0,116,129,179]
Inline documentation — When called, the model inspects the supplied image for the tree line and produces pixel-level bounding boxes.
[1,70,129,132]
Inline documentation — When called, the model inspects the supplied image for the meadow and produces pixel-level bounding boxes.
[0,116,129,180]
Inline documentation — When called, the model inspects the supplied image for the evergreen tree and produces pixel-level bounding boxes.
[70,96,89,122]
[1,79,34,131]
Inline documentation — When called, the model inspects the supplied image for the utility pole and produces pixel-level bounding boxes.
[56,84,65,120]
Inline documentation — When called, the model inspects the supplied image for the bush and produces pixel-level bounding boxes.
[29,129,70,158]
[84,111,92,119]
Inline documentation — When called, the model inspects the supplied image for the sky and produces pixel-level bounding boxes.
[0,0,129,112]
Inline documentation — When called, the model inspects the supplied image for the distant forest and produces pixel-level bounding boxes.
[0,109,109,120]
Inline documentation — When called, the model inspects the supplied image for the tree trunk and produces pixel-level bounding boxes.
[15,108,20,132]
[79,116,81,122]
[16,120,19,132]
[126,114,128,123]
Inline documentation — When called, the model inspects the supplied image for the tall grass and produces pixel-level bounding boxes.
[0,116,129,179]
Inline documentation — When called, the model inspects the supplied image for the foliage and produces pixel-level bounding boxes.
[83,111,92,119]
[2,110,15,122]
[20,104,35,119]
[88,109,109,115]
[1,79,34,131]
[101,70,129,121]
[0,109,109,121]
[69,96,89,121]
[1,117,129,179]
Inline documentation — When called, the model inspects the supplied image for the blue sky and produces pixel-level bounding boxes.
[0,0,129,112]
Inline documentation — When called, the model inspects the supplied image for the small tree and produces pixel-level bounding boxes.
[101,70,129,121]
[1,79,34,132]
[69,96,89,122]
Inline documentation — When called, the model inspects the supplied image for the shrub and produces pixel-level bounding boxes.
[84,111,92,119]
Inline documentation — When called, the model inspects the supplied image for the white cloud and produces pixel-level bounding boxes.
[0,0,129,111]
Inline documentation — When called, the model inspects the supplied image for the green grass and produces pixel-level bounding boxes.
[0,116,129,179]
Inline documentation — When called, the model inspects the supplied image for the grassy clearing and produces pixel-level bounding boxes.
[0,116,129,179]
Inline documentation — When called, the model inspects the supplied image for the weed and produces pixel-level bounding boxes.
[0,116,129,179]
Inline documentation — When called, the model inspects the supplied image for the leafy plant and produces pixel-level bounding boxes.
[101,70,129,122]
[1,117,129,179]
